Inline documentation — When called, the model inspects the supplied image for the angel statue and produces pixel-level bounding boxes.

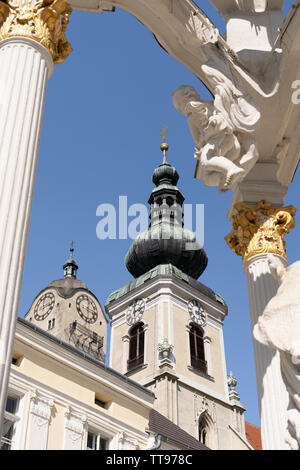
[172,84,259,192]
[254,256,300,450]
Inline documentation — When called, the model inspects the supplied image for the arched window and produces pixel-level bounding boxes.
[127,322,145,372]
[189,324,207,374]
[199,417,207,445]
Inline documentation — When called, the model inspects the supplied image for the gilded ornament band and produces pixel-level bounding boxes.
[225,200,296,263]
[0,0,72,64]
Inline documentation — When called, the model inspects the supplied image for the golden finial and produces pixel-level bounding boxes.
[160,126,169,157]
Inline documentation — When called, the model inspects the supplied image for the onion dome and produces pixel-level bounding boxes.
[152,142,179,187]
[125,139,208,280]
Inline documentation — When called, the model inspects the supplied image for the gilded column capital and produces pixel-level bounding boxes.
[0,0,72,64]
[225,200,296,263]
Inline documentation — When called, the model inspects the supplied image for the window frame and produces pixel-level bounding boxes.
[1,386,29,450]
[127,322,145,372]
[199,417,208,445]
[189,323,207,374]
[84,422,112,450]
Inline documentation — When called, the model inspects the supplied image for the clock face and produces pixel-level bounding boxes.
[76,294,98,324]
[34,292,55,321]
[188,300,207,327]
[126,299,145,326]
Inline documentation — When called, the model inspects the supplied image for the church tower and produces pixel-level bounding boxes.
[106,140,246,449]
[25,247,108,362]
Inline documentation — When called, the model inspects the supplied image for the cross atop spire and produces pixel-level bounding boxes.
[160,125,167,143]
[160,126,169,164]
[70,241,75,258]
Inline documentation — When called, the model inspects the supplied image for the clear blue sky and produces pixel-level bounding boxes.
[19,1,297,427]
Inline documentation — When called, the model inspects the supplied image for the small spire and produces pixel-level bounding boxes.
[227,371,243,408]
[160,126,169,164]
[63,242,78,279]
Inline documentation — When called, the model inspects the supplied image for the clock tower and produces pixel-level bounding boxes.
[24,247,108,363]
[106,141,246,449]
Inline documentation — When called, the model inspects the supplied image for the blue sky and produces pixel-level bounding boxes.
[19,1,297,427]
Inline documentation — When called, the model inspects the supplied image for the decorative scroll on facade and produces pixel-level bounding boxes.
[0,0,72,64]
[225,200,296,262]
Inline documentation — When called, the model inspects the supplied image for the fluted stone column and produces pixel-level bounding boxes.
[226,201,296,450]
[0,0,72,440]
[244,254,289,449]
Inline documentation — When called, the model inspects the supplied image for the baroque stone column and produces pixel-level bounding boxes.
[225,200,296,450]
[0,0,72,439]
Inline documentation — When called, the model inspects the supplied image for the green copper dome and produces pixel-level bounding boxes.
[152,162,179,187]
[63,245,78,279]
[125,143,208,280]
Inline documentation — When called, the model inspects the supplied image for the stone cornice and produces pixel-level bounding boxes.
[15,317,155,407]
[107,275,227,321]
[9,369,149,445]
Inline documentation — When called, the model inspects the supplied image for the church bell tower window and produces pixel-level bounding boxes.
[189,324,207,374]
[127,323,145,372]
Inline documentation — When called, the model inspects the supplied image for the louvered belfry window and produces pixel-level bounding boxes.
[127,322,145,372]
[190,324,207,374]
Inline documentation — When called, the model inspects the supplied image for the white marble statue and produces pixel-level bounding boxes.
[254,256,300,450]
[172,84,259,192]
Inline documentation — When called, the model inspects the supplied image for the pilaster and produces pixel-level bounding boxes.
[27,390,54,450]
[64,406,86,450]
[118,431,139,450]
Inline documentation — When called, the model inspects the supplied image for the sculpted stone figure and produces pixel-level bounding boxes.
[254,256,300,450]
[172,84,259,192]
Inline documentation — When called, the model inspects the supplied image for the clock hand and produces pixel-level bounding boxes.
[40,302,52,310]
[81,304,95,314]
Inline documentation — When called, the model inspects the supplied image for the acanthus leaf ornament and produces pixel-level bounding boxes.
[0,0,72,64]
[225,200,296,263]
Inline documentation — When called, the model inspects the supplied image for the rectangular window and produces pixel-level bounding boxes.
[86,429,109,450]
[95,398,106,408]
[190,326,207,374]
[1,396,20,450]
[128,324,145,372]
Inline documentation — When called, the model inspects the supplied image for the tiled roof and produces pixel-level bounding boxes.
[245,422,262,450]
[149,409,209,450]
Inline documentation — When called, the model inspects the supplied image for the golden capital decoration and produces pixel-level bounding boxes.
[0,0,72,64]
[225,200,296,263]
